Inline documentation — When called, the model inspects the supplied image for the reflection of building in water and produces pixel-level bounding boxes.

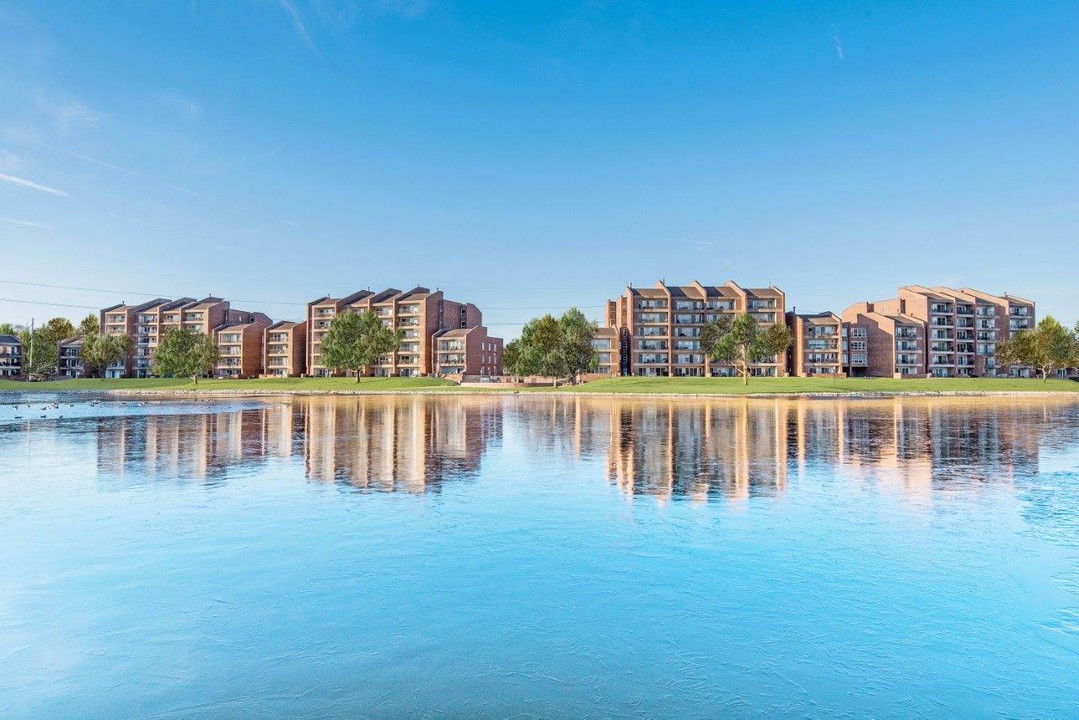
[303,396,501,492]
[604,400,789,502]
[533,396,1075,503]
[510,397,790,503]
[91,395,1077,501]
[96,408,271,481]
[95,397,501,492]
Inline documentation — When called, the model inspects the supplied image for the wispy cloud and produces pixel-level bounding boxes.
[279,218,303,228]
[23,138,137,176]
[37,95,106,133]
[1,217,49,228]
[831,25,844,61]
[0,149,26,173]
[166,182,198,196]
[367,0,434,19]
[106,212,166,230]
[276,0,317,51]
[156,91,204,120]
[0,172,71,197]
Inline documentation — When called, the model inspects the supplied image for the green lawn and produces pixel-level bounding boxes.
[1,375,1077,395]
[0,376,456,393]
[568,376,1079,394]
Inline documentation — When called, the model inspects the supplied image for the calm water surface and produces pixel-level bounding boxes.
[2,393,1079,718]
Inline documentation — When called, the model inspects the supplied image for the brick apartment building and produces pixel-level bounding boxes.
[306,286,499,378]
[0,334,22,377]
[214,313,272,379]
[58,337,85,378]
[591,327,621,376]
[840,303,927,378]
[263,321,307,377]
[842,286,1035,378]
[100,297,271,378]
[605,280,787,377]
[433,326,503,376]
[786,311,845,377]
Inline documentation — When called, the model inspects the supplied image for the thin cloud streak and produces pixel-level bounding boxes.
[831,25,844,60]
[0,172,71,197]
[166,182,198,196]
[2,217,50,228]
[279,218,303,227]
[277,0,317,51]
[106,212,166,230]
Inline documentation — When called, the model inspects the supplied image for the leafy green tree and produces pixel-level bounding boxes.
[504,309,598,385]
[0,322,23,336]
[997,315,1078,381]
[15,316,75,378]
[700,313,792,385]
[699,316,734,358]
[558,308,599,384]
[153,327,220,385]
[78,313,100,336]
[321,310,402,383]
[81,333,134,378]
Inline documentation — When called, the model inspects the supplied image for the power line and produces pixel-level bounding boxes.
[0,297,100,310]
[0,279,604,311]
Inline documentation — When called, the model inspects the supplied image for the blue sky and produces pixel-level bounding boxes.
[1,0,1077,335]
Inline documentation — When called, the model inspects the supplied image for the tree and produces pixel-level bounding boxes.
[503,309,599,385]
[558,308,599,384]
[0,322,23,336]
[81,333,134,378]
[78,313,100,336]
[997,315,1078,381]
[16,316,76,378]
[701,313,793,385]
[699,316,734,358]
[153,327,220,385]
[320,310,402,383]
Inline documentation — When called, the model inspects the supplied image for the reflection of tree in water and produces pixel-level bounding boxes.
[94,396,503,493]
[578,396,1078,503]
[87,394,1079,506]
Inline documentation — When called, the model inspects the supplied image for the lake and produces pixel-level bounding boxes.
[2,393,1078,718]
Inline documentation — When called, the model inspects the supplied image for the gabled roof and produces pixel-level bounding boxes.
[397,286,434,301]
[369,288,403,304]
[267,320,302,331]
[161,298,197,311]
[186,297,226,310]
[340,289,374,306]
[0,334,21,345]
[794,311,840,322]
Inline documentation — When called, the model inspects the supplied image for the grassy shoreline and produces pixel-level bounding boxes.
[2,376,1078,397]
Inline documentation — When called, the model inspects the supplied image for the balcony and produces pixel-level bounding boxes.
[636,313,668,324]
[637,354,668,364]
[673,314,703,324]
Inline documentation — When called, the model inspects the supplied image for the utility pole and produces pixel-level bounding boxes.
[27,317,34,383]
